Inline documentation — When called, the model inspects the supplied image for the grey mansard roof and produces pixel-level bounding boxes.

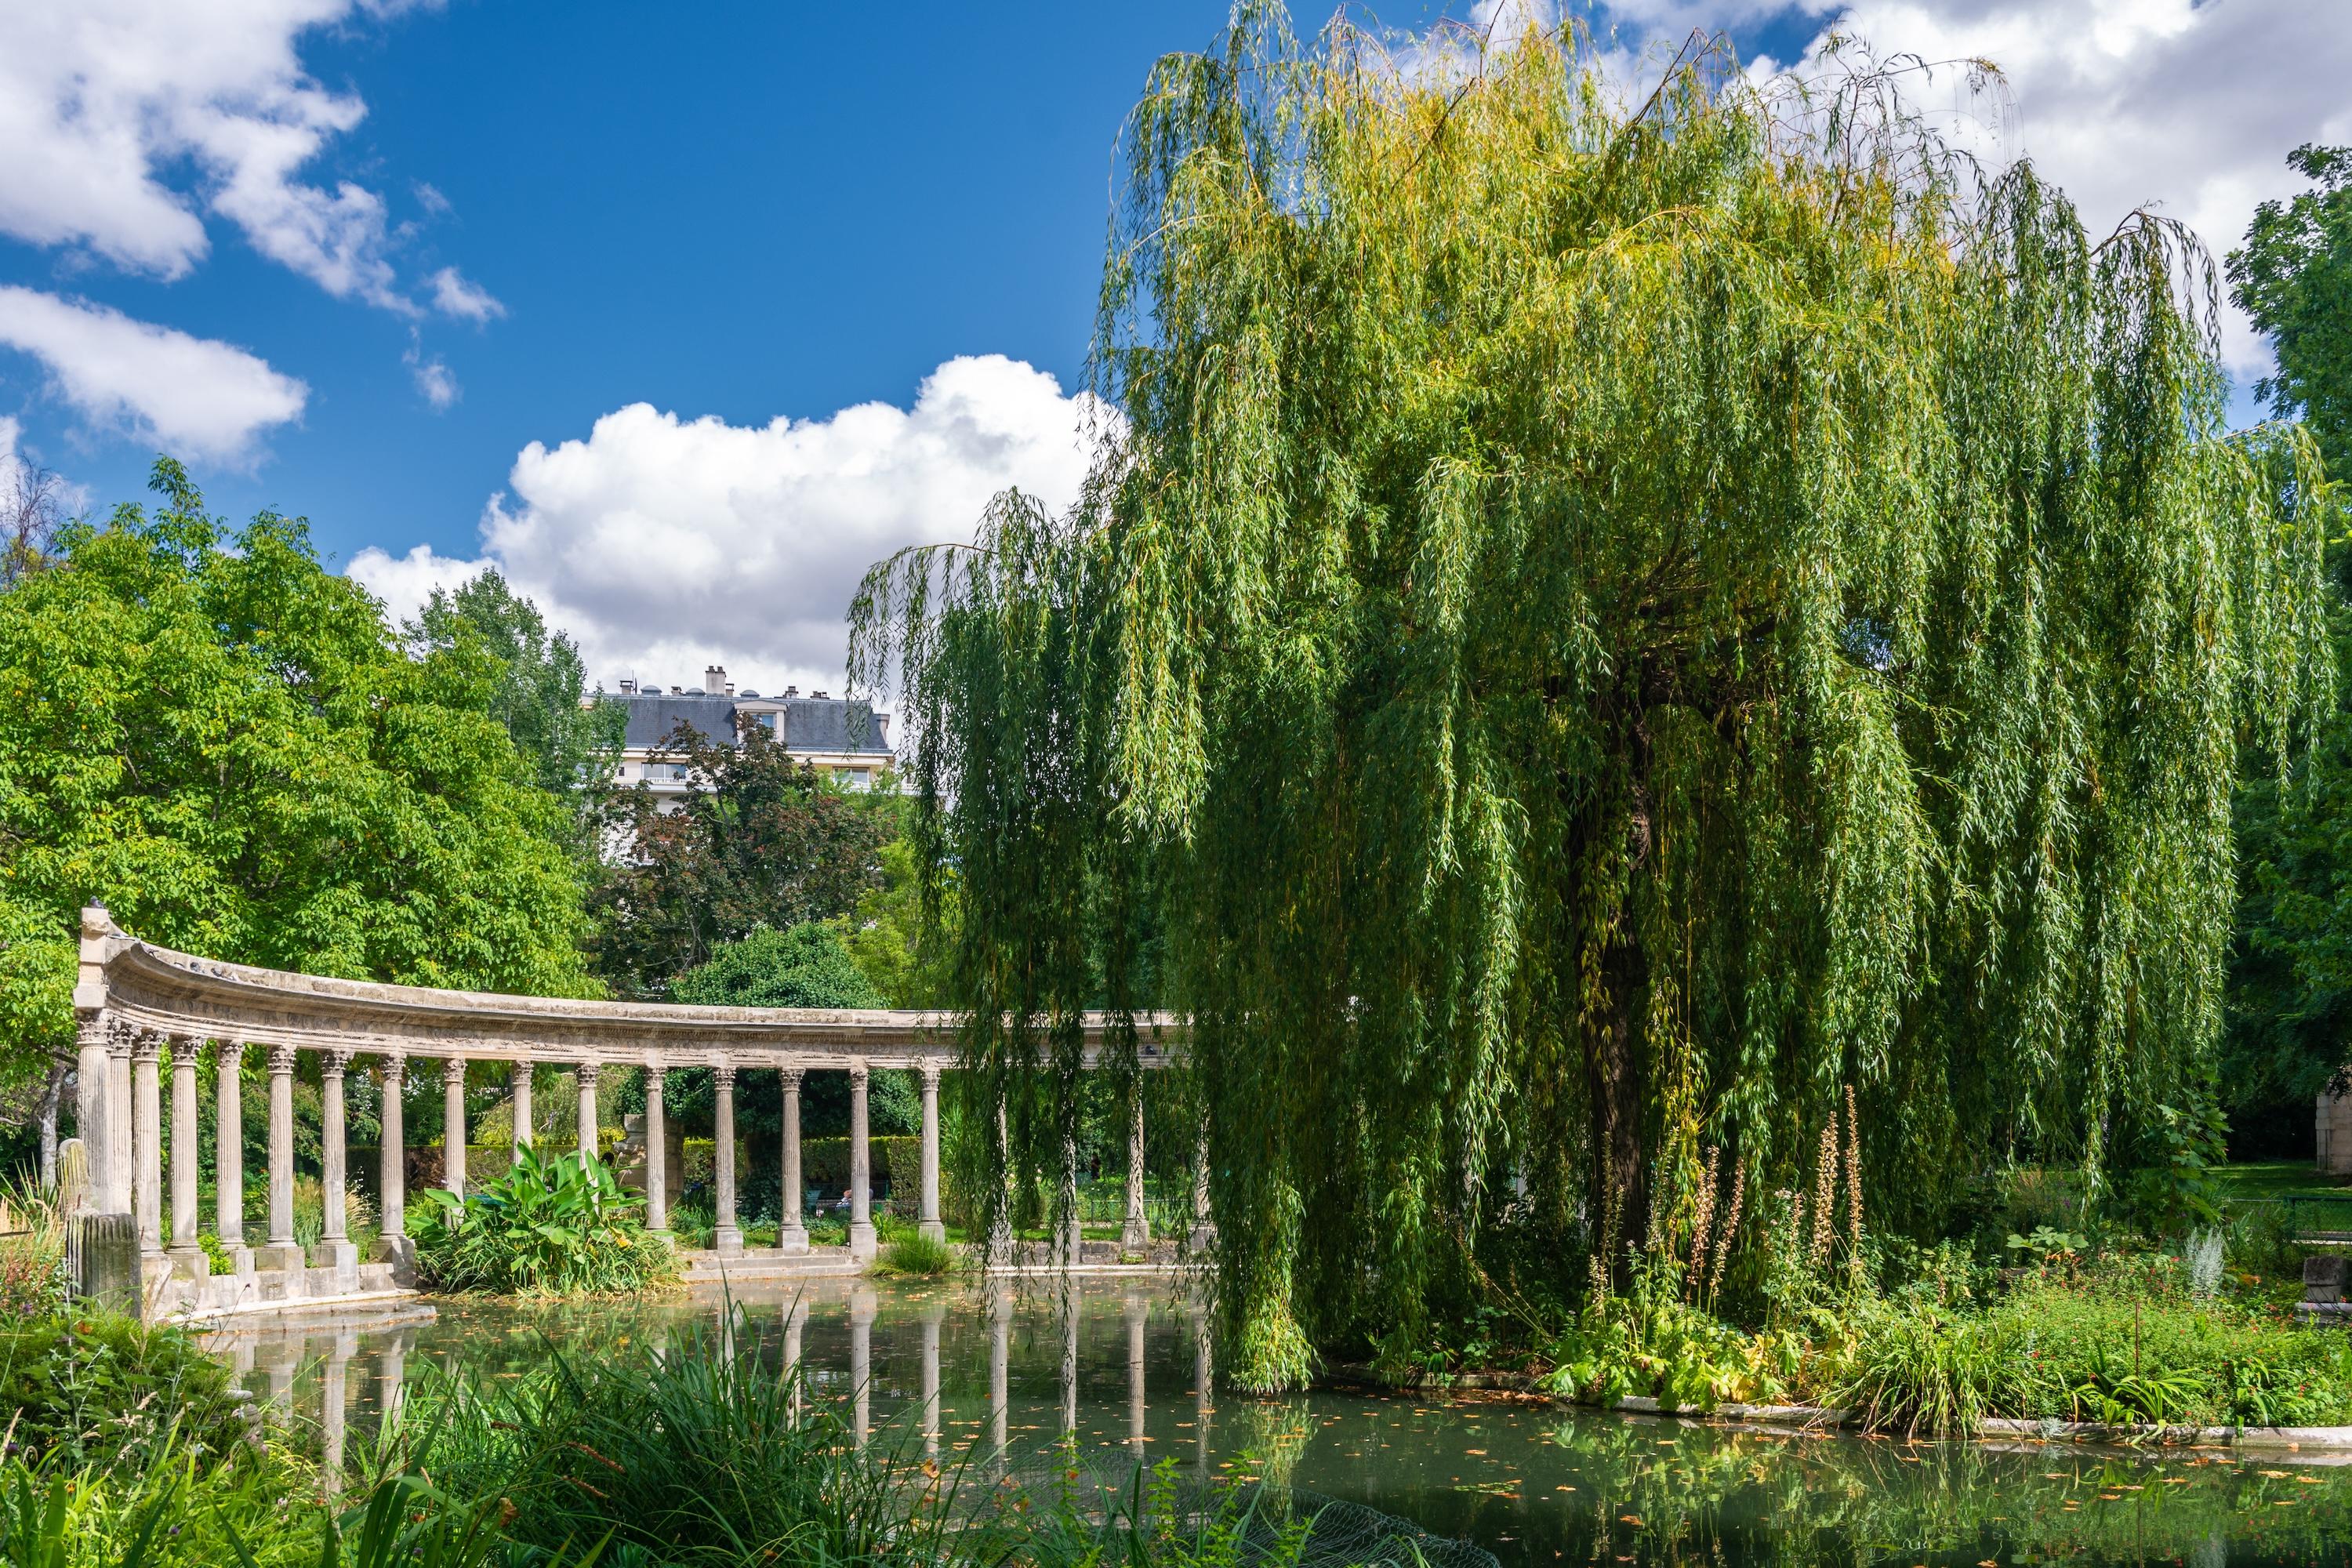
[612,691,891,755]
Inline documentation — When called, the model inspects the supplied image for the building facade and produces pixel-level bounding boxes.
[609,664,894,810]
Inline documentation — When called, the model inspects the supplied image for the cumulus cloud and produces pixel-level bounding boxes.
[0,0,448,310]
[0,286,308,465]
[405,337,458,410]
[428,267,505,323]
[351,354,1105,695]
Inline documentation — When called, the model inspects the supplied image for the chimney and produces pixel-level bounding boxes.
[618,677,635,695]
[724,680,735,696]
[784,684,799,698]
[705,665,726,695]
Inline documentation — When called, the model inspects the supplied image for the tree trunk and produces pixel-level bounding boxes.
[37,1058,67,1190]
[1584,932,1647,1278]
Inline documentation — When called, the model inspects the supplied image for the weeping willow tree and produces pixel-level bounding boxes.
[851,7,2336,1389]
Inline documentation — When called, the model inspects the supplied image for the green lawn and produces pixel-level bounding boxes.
[2212,1160,2352,1203]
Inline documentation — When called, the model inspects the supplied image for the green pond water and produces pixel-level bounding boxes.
[201,1276,2352,1567]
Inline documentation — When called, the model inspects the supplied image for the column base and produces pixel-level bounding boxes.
[1120,1218,1149,1252]
[165,1243,211,1282]
[778,1222,810,1255]
[919,1220,946,1245]
[848,1221,878,1262]
[255,1241,307,1273]
[372,1233,417,1287]
[312,1238,359,1287]
[219,1241,256,1276]
[713,1225,744,1258]
[1189,1222,1216,1251]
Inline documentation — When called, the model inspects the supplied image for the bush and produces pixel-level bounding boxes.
[0,1311,245,1468]
[0,1180,65,1322]
[415,1146,678,1297]
[873,1232,956,1277]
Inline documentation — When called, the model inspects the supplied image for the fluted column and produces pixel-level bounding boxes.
[848,1062,876,1261]
[132,1030,162,1261]
[643,1058,668,1233]
[376,1055,412,1278]
[1191,1116,1214,1248]
[575,1062,600,1159]
[917,1062,944,1244]
[442,1059,468,1195]
[105,1020,133,1216]
[259,1044,305,1272]
[510,1062,532,1163]
[1122,1092,1149,1251]
[318,1049,355,1276]
[165,1036,206,1279]
[1061,1134,1083,1271]
[778,1067,807,1253]
[713,1063,742,1256]
[72,1012,111,1216]
[214,1040,252,1272]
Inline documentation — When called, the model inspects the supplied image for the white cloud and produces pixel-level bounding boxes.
[0,0,446,310]
[405,338,458,409]
[427,267,505,323]
[0,286,308,465]
[351,354,1105,696]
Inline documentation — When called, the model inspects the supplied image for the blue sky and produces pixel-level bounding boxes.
[1,0,2341,694]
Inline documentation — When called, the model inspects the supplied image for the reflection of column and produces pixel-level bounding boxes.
[260,1045,304,1271]
[318,1049,355,1273]
[380,1330,408,1422]
[322,1333,353,1492]
[1195,1322,1213,1480]
[851,1285,877,1450]
[215,1041,252,1272]
[575,1062,601,1159]
[132,1031,162,1260]
[848,1064,876,1261]
[165,1036,207,1278]
[643,1059,668,1232]
[376,1057,409,1272]
[1127,1290,1147,1457]
[921,1299,944,1461]
[442,1059,468,1194]
[989,1286,1011,1475]
[1061,1288,1080,1437]
[1123,1094,1149,1251]
[266,1338,296,1418]
[782,1298,804,1420]
[778,1068,806,1253]
[917,1063,945,1243]
[511,1061,532,1163]
[713,1064,742,1255]
[73,1011,111,1216]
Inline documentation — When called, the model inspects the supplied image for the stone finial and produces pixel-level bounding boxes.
[267,1043,298,1075]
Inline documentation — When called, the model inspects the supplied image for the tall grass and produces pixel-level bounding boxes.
[872,1232,956,1277]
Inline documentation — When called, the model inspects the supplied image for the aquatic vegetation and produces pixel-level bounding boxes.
[414,1145,678,1297]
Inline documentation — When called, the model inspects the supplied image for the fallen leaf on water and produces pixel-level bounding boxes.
[1618,1515,1644,1527]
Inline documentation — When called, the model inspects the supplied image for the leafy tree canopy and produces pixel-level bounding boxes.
[855,11,2336,1388]
[2229,144,2352,475]
[407,568,624,838]
[0,461,602,1078]
[670,921,884,1010]
[587,719,888,995]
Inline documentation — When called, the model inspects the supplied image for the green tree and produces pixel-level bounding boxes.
[670,922,884,1009]
[2223,145,2352,1150]
[0,460,601,1079]
[832,818,959,1007]
[587,719,888,994]
[408,568,624,836]
[854,14,2333,1387]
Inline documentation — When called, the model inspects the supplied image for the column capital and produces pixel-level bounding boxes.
[105,1016,136,1057]
[441,1057,468,1087]
[321,1047,353,1076]
[379,1052,405,1085]
[167,1034,203,1069]
[218,1038,246,1069]
[918,1060,942,1090]
[642,1051,665,1074]
[713,1062,736,1090]
[267,1042,299,1075]
[576,1060,601,1087]
[75,1010,109,1051]
[779,1065,804,1091]
[130,1028,162,1064]
[848,1059,869,1087]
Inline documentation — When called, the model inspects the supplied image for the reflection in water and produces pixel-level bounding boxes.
[202,1278,2352,1567]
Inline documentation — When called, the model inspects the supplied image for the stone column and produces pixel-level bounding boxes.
[778,1067,808,1253]
[376,1056,412,1279]
[317,1049,356,1277]
[214,1041,252,1272]
[442,1059,468,1195]
[166,1036,206,1279]
[848,1062,876,1261]
[259,1044,305,1272]
[1061,1134,1083,1271]
[918,1062,945,1244]
[575,1062,600,1159]
[132,1031,163,1261]
[1191,1116,1214,1248]
[106,1020,133,1215]
[1122,1093,1149,1252]
[713,1063,742,1256]
[643,1058,668,1233]
[851,1283,876,1450]
[73,1012,111,1216]
[511,1061,532,1163]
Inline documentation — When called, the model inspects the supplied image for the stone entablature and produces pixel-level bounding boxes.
[68,905,1185,1322]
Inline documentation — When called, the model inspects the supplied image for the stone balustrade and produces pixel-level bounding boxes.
[67,905,1200,1321]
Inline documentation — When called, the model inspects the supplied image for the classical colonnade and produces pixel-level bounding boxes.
[68,907,1180,1313]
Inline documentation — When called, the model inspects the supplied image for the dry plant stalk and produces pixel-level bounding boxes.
[1688,1145,1721,1291]
[1843,1083,1864,1258]
[1708,1161,1745,1298]
[1810,1121,1838,1269]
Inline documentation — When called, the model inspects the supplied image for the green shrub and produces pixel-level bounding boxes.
[873,1232,956,1277]
[1831,1298,2034,1436]
[415,1146,678,1297]
[0,1312,245,1468]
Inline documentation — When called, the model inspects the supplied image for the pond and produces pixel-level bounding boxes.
[202,1276,2352,1567]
